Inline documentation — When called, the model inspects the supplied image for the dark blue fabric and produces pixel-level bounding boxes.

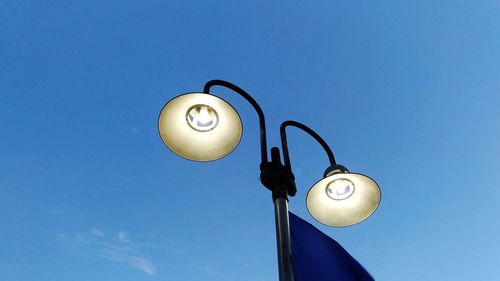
[289,212,375,281]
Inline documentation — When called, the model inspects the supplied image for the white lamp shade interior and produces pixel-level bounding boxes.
[158,93,242,161]
[306,172,381,227]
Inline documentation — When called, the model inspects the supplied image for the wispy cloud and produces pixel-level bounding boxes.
[116,231,131,243]
[129,127,140,134]
[90,227,104,237]
[57,228,156,275]
[203,265,216,275]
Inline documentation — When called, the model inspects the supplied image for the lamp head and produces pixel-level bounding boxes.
[158,92,242,161]
[306,165,381,227]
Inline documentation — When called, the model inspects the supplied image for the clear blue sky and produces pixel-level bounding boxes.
[1,1,499,280]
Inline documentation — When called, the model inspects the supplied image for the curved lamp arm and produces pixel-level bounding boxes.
[280,120,336,173]
[204,80,268,163]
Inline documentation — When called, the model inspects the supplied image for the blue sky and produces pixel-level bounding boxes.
[1,1,499,280]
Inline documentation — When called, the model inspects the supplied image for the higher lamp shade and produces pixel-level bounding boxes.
[306,172,381,227]
[158,93,242,161]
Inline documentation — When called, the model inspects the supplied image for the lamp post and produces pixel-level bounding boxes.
[158,80,381,281]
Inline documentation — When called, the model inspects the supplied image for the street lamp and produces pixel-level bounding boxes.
[158,80,381,281]
[158,92,242,161]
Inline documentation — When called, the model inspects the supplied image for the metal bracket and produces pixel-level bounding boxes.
[260,147,297,199]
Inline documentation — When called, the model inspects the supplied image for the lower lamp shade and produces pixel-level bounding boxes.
[158,93,242,161]
[306,172,381,227]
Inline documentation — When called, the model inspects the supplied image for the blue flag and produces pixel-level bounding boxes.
[289,212,375,281]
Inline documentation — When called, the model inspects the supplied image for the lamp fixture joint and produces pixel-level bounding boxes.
[260,147,297,199]
[323,164,349,178]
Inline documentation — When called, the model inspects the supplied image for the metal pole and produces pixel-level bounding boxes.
[273,197,295,281]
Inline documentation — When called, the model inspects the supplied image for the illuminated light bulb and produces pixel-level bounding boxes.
[326,178,355,200]
[186,104,219,132]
